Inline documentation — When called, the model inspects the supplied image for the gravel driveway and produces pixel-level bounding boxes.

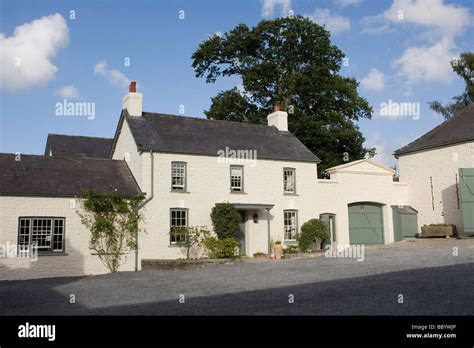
[1,239,473,315]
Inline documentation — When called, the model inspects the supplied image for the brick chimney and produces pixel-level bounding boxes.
[267,104,288,131]
[122,81,142,116]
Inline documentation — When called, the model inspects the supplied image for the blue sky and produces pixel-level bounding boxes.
[1,0,473,167]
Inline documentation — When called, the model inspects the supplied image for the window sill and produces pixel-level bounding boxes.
[37,252,68,256]
[230,191,247,194]
[90,252,129,256]
[283,193,299,196]
[284,240,298,245]
[170,190,190,194]
[168,244,185,248]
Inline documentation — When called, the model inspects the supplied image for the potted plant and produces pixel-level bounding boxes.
[273,240,283,260]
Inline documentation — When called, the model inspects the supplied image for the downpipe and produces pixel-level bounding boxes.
[135,150,154,271]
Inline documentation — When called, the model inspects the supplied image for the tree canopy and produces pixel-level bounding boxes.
[429,52,474,119]
[192,16,375,174]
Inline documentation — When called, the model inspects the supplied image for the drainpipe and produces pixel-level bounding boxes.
[135,150,154,271]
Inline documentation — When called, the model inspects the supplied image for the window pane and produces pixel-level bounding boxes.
[172,163,186,190]
[170,209,188,244]
[18,218,30,253]
[31,218,52,250]
[284,211,297,240]
[18,218,65,253]
[230,166,243,191]
[284,169,295,193]
[53,219,64,252]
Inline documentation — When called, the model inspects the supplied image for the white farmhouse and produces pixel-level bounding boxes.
[0,82,472,280]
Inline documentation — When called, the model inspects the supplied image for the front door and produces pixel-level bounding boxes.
[237,210,246,255]
[460,168,474,234]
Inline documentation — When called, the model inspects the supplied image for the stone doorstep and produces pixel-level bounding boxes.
[141,258,239,270]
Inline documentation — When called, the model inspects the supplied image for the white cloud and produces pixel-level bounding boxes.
[336,0,362,7]
[360,68,385,92]
[57,85,79,99]
[94,61,130,88]
[0,13,69,92]
[307,9,351,35]
[261,0,291,17]
[393,39,455,84]
[384,0,471,39]
[384,0,471,85]
[360,14,395,34]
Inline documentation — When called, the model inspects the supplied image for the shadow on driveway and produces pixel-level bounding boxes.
[1,262,472,315]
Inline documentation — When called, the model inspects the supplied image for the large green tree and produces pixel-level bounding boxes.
[192,16,375,174]
[429,52,474,119]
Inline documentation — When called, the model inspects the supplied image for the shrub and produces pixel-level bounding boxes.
[203,237,239,259]
[298,219,329,252]
[283,245,299,255]
[210,203,241,239]
[169,226,210,260]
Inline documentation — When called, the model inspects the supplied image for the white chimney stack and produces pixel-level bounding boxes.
[122,81,142,116]
[267,105,288,131]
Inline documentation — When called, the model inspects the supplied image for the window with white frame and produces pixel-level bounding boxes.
[230,165,243,192]
[284,210,298,241]
[170,209,188,245]
[18,217,65,253]
[171,162,186,191]
[283,168,295,193]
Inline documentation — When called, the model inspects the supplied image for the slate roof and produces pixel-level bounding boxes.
[0,154,142,197]
[45,134,114,159]
[391,205,418,214]
[394,103,474,157]
[122,111,320,162]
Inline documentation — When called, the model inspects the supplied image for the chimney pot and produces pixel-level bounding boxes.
[274,104,280,112]
[129,81,136,93]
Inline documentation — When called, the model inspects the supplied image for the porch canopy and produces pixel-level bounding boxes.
[232,203,274,210]
[232,203,274,255]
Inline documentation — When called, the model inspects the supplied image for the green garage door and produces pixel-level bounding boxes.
[349,203,384,244]
[459,168,474,234]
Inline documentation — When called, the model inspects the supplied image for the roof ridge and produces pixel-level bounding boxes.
[47,155,125,163]
[141,111,274,130]
[0,153,124,163]
[48,133,113,140]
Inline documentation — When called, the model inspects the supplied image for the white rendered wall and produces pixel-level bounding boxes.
[0,196,134,280]
[398,142,474,234]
